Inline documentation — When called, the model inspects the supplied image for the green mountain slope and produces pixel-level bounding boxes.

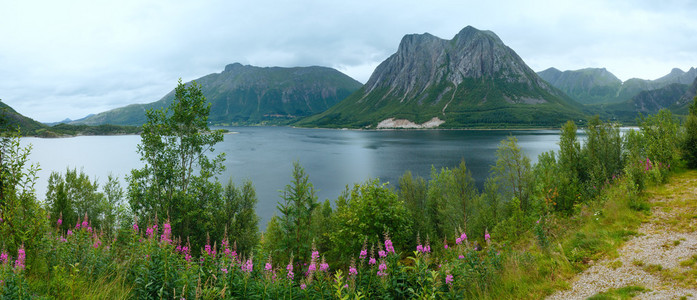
[0,100,45,134]
[74,64,363,126]
[538,67,697,105]
[297,26,584,129]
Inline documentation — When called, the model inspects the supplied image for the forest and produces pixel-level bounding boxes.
[2,79,697,299]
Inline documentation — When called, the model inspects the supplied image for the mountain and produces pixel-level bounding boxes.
[537,68,622,105]
[74,64,363,126]
[538,67,697,105]
[0,101,46,134]
[297,26,584,129]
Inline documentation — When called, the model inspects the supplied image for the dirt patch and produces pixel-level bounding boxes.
[376,117,444,129]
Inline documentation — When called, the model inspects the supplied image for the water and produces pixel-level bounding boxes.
[22,127,565,228]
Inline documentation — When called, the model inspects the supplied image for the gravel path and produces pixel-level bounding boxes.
[547,174,697,300]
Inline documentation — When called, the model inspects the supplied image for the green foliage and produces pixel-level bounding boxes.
[275,161,319,266]
[0,131,47,262]
[583,116,623,194]
[682,97,697,168]
[492,136,533,212]
[329,178,412,263]
[212,179,260,256]
[127,78,226,251]
[639,109,680,167]
[46,169,126,236]
[556,121,584,213]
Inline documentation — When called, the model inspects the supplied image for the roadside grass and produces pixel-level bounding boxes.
[586,285,648,300]
[486,175,651,299]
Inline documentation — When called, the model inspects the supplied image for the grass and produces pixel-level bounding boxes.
[586,285,648,300]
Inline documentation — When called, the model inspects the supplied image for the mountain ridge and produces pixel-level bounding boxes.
[298,26,584,129]
[73,64,363,126]
[538,67,697,105]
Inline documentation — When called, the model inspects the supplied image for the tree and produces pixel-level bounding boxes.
[0,131,47,264]
[583,116,623,193]
[426,161,477,240]
[276,162,318,266]
[683,97,697,168]
[491,136,533,212]
[46,168,104,232]
[640,109,680,167]
[329,178,411,264]
[556,121,583,213]
[213,179,259,256]
[127,79,225,249]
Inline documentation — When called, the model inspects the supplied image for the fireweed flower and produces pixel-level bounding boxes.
[300,283,307,290]
[160,221,172,244]
[265,262,273,272]
[377,261,388,276]
[484,229,491,243]
[15,245,25,270]
[67,230,73,236]
[286,257,294,280]
[320,256,329,272]
[0,251,8,265]
[384,239,395,254]
[221,268,228,274]
[456,237,462,245]
[349,266,357,276]
[81,215,89,229]
[57,218,62,226]
[445,274,454,285]
[416,244,424,253]
[359,249,367,259]
[369,257,376,265]
[378,250,386,258]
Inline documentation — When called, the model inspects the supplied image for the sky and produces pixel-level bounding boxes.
[1,0,696,122]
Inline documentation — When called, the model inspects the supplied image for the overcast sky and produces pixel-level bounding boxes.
[1,0,696,122]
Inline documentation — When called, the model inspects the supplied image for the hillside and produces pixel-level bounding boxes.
[297,26,584,129]
[74,64,363,126]
[0,100,45,134]
[538,67,697,105]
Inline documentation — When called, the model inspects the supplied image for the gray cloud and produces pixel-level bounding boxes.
[1,0,695,122]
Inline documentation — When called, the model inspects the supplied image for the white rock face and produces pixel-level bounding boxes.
[376,117,444,129]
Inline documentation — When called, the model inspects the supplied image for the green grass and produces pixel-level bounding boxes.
[587,285,647,300]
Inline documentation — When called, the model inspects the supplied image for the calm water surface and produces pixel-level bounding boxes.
[22,127,566,227]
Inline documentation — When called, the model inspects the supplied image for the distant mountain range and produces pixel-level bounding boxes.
[0,101,140,137]
[52,25,697,129]
[297,26,584,128]
[537,67,696,105]
[73,64,363,126]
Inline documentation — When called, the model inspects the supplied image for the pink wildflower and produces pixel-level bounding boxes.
[81,215,88,229]
[377,261,388,276]
[132,221,139,232]
[160,221,172,244]
[320,260,329,272]
[456,237,462,245]
[221,268,228,274]
[67,229,73,236]
[349,266,357,276]
[445,274,454,285]
[300,283,307,290]
[416,244,424,253]
[378,250,386,258]
[384,238,395,254]
[265,262,273,272]
[369,257,376,265]
[14,245,25,270]
[57,218,62,226]
[0,251,8,265]
[359,249,367,259]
